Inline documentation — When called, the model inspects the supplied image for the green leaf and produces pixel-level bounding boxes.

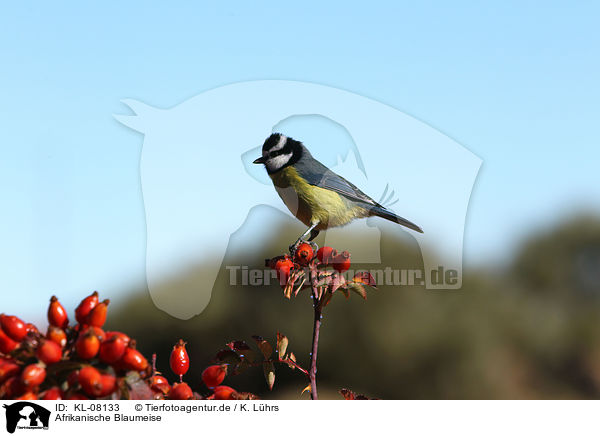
[263,361,276,390]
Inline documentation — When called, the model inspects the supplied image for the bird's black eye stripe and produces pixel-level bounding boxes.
[269,142,294,158]
[269,149,287,157]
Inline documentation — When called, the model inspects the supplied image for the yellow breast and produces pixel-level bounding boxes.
[269,166,368,229]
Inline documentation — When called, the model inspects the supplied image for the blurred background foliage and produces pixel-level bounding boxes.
[107,214,600,399]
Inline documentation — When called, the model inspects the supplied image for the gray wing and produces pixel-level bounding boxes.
[294,157,381,207]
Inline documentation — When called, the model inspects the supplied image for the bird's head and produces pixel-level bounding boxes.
[253,133,304,174]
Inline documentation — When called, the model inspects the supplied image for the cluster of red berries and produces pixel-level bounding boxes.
[270,244,352,286]
[0,292,247,400]
[0,292,150,400]
[165,340,238,400]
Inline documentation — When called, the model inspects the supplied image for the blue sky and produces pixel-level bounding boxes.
[1,2,599,319]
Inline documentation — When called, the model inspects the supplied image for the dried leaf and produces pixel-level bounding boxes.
[331,274,347,293]
[214,349,242,365]
[263,361,276,390]
[320,291,333,307]
[289,352,296,363]
[293,276,306,297]
[283,269,303,299]
[301,384,312,396]
[353,271,377,288]
[225,340,256,362]
[315,271,334,287]
[339,388,356,400]
[226,340,251,352]
[251,335,273,360]
[276,332,289,358]
[346,282,367,300]
[125,371,155,400]
[339,388,373,400]
[233,391,260,400]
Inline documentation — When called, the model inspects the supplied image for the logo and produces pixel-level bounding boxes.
[2,402,50,433]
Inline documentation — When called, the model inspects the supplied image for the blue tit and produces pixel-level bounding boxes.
[253,133,423,248]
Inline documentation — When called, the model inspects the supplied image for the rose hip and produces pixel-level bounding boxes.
[47,296,69,328]
[169,382,193,400]
[21,363,46,388]
[170,339,190,381]
[37,340,62,365]
[202,364,227,389]
[0,314,27,342]
[75,291,99,324]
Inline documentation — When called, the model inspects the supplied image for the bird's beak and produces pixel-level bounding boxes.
[253,156,266,164]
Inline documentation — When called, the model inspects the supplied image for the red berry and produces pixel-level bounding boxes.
[41,387,63,400]
[79,366,102,397]
[268,255,290,269]
[0,314,27,342]
[119,347,148,372]
[99,336,127,364]
[21,363,46,388]
[213,385,237,400]
[76,331,100,360]
[97,374,117,397]
[16,392,38,400]
[87,299,109,327]
[2,376,25,398]
[294,243,314,265]
[47,296,69,328]
[75,291,99,324]
[276,265,292,287]
[105,331,130,345]
[0,359,20,383]
[37,340,62,365]
[274,257,294,271]
[202,364,227,389]
[25,323,39,334]
[64,392,88,400]
[150,375,170,394]
[333,250,351,273]
[169,382,193,400]
[274,257,295,286]
[86,326,106,342]
[0,328,19,353]
[46,326,67,348]
[316,246,337,264]
[169,339,190,379]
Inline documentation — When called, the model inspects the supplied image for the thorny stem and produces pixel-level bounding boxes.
[309,264,322,400]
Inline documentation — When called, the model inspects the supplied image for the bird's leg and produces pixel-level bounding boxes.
[307,228,320,252]
[290,221,320,255]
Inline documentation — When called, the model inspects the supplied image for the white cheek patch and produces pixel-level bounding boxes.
[266,152,292,172]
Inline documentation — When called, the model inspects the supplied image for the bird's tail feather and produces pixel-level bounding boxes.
[369,206,423,233]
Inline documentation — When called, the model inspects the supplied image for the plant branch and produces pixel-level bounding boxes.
[309,264,322,400]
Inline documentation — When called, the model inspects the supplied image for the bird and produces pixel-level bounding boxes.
[253,133,423,249]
